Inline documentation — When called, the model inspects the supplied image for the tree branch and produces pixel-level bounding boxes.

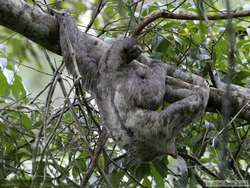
[133,10,250,37]
[0,0,60,54]
[0,0,249,122]
[162,64,250,122]
[0,0,109,59]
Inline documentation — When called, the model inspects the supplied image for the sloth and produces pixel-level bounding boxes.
[58,14,210,161]
[95,38,209,161]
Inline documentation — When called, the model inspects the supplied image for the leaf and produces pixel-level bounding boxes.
[17,148,32,159]
[111,170,124,187]
[73,1,87,17]
[189,171,199,187]
[98,155,105,169]
[191,132,203,146]
[76,157,87,171]
[142,2,160,17]
[11,74,26,100]
[134,163,150,181]
[176,156,188,175]
[0,69,10,96]
[117,0,127,16]
[152,159,168,177]
[151,165,165,188]
[234,70,250,85]
[21,113,32,130]
[152,34,165,51]
[72,158,86,178]
[142,177,152,187]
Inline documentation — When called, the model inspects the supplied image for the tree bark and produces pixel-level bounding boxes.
[0,0,249,122]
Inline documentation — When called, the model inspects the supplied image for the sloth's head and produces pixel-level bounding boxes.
[98,38,142,73]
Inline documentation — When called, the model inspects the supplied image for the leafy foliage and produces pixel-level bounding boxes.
[0,0,250,187]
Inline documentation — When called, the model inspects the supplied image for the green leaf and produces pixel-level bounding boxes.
[152,159,168,177]
[111,170,124,187]
[142,3,159,17]
[117,0,127,16]
[17,148,32,159]
[21,113,32,130]
[11,74,26,100]
[73,2,87,14]
[234,70,250,85]
[72,157,87,178]
[0,69,10,96]
[189,171,199,187]
[151,165,165,188]
[134,163,150,181]
[142,177,152,187]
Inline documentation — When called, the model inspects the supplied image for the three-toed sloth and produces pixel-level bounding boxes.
[58,14,210,161]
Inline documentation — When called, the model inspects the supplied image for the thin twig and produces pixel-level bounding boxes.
[104,150,146,188]
[85,0,105,33]
[179,152,220,179]
[81,129,108,187]
[133,10,250,37]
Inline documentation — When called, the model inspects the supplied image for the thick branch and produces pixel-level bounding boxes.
[0,0,249,122]
[164,70,250,122]
[208,87,250,122]
[0,0,108,60]
[133,10,250,37]
[0,0,60,54]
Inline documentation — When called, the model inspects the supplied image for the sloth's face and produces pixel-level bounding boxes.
[123,44,142,64]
